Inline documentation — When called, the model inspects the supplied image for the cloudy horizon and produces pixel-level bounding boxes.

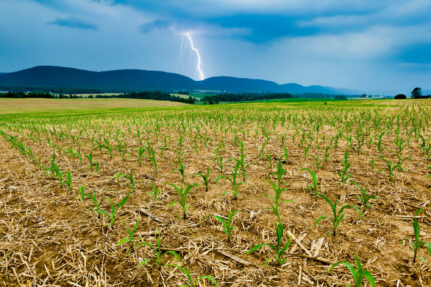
[1,0,431,95]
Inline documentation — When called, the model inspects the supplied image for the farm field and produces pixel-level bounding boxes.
[0,99,430,286]
[0,98,186,115]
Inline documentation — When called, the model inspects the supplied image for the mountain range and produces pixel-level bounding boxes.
[0,66,353,94]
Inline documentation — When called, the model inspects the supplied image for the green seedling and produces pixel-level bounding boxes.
[85,151,99,171]
[338,149,351,184]
[265,161,290,224]
[218,161,245,200]
[65,171,72,192]
[214,210,239,242]
[246,222,292,266]
[378,156,402,181]
[214,152,233,175]
[314,192,362,236]
[408,209,431,263]
[140,230,181,267]
[173,160,186,183]
[329,254,375,287]
[114,170,122,185]
[302,168,319,194]
[173,265,218,287]
[148,181,162,201]
[122,171,135,191]
[147,141,158,173]
[117,219,140,252]
[80,189,104,218]
[196,167,215,192]
[238,141,249,180]
[104,138,112,157]
[168,183,198,219]
[352,182,377,214]
[99,192,131,227]
[137,146,145,167]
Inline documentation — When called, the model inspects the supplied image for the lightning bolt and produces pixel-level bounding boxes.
[185,32,205,81]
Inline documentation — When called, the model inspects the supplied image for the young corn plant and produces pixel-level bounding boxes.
[117,219,140,252]
[147,181,162,201]
[408,209,431,263]
[378,156,400,181]
[168,183,198,219]
[214,209,239,242]
[80,189,104,218]
[246,222,292,266]
[173,265,218,287]
[65,171,72,192]
[338,149,351,184]
[314,192,362,236]
[214,154,232,175]
[238,141,249,181]
[218,161,245,200]
[147,141,158,173]
[329,254,375,287]
[173,160,186,183]
[302,168,319,194]
[122,171,136,192]
[196,167,215,192]
[99,192,131,227]
[140,230,181,268]
[137,146,145,167]
[85,151,99,171]
[352,182,378,214]
[265,161,289,224]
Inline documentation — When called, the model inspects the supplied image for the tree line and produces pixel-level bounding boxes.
[0,91,196,104]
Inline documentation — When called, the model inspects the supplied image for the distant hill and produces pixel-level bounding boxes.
[0,66,348,94]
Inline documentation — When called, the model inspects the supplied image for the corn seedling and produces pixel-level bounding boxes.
[173,265,218,287]
[214,209,239,242]
[378,156,400,181]
[85,151,99,171]
[99,192,131,227]
[122,171,135,191]
[352,182,377,214]
[137,146,145,167]
[147,141,158,173]
[214,154,232,175]
[114,170,122,185]
[65,171,72,192]
[338,149,351,184]
[168,183,198,219]
[238,141,249,180]
[196,167,215,192]
[218,161,245,200]
[117,219,140,252]
[329,254,375,287]
[408,209,431,263]
[265,161,289,224]
[302,168,319,194]
[147,181,162,201]
[140,230,181,267]
[80,189,104,218]
[314,192,362,236]
[173,160,186,183]
[246,222,292,266]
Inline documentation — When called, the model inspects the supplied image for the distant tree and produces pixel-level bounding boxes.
[361,94,367,98]
[394,94,406,99]
[411,87,422,99]
[334,95,347,100]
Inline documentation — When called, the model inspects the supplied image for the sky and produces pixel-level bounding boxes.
[1,0,431,94]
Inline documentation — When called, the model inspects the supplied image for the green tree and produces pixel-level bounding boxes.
[411,87,422,99]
